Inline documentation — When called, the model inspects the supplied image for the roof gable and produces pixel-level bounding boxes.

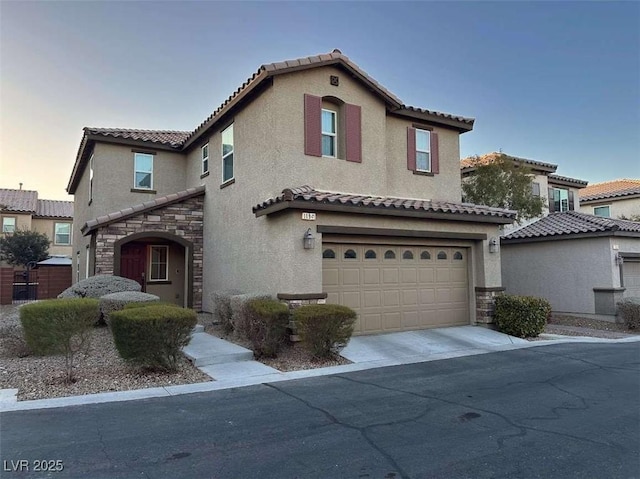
[0,188,38,213]
[579,179,640,202]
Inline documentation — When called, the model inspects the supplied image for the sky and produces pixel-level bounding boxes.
[1,1,638,201]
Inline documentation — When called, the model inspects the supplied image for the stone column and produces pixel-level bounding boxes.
[475,286,505,327]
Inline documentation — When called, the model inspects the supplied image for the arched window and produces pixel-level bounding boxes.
[365,249,377,259]
[402,250,414,260]
[437,251,447,260]
[453,251,463,260]
[420,251,431,260]
[344,249,357,259]
[322,249,336,259]
[384,250,396,259]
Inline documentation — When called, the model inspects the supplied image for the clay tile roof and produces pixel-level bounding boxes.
[35,199,73,218]
[254,185,516,222]
[0,188,38,213]
[460,152,557,172]
[398,105,474,126]
[579,179,640,202]
[84,127,190,148]
[503,211,640,242]
[81,185,205,235]
[547,174,589,187]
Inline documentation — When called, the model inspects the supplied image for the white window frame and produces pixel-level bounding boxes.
[2,216,16,233]
[54,222,72,245]
[321,109,337,158]
[89,154,94,202]
[149,245,169,282]
[554,188,569,212]
[221,124,234,183]
[202,143,209,175]
[593,205,611,217]
[415,128,431,172]
[133,152,154,190]
[85,245,90,279]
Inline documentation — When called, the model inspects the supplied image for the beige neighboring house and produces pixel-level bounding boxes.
[579,179,640,219]
[460,152,588,234]
[66,49,517,333]
[0,188,74,263]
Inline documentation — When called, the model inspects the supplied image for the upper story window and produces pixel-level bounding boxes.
[134,153,154,190]
[407,126,439,175]
[415,129,431,172]
[149,245,169,281]
[550,187,573,212]
[593,205,611,217]
[222,124,234,183]
[202,143,209,175]
[321,109,337,157]
[304,94,361,163]
[532,182,540,196]
[89,154,94,203]
[54,222,72,245]
[2,217,16,233]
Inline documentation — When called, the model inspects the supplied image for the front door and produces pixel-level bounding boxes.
[120,242,146,289]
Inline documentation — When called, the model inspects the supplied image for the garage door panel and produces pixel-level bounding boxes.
[323,242,469,335]
[623,261,640,297]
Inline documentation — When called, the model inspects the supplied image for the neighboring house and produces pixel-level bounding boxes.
[0,188,74,260]
[460,152,588,233]
[579,179,640,219]
[67,49,517,334]
[501,211,640,318]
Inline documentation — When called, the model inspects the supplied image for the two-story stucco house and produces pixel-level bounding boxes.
[460,152,588,234]
[0,187,74,261]
[66,50,516,335]
[579,179,640,219]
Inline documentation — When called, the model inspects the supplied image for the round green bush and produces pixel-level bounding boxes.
[494,294,551,338]
[244,299,290,358]
[100,291,160,325]
[293,304,356,359]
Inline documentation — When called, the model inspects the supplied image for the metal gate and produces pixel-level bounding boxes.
[13,269,38,303]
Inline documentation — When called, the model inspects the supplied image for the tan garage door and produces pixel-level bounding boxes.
[623,260,640,297]
[322,243,469,335]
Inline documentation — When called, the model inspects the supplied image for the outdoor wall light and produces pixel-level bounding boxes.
[489,237,500,254]
[303,228,315,250]
[615,253,624,266]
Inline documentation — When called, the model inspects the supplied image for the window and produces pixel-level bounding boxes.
[532,182,540,196]
[384,250,396,259]
[85,246,90,279]
[415,129,431,172]
[344,249,356,259]
[553,188,569,212]
[2,217,16,233]
[222,124,234,183]
[321,109,337,157]
[89,154,94,202]
[365,249,377,259]
[202,143,209,175]
[322,249,336,259]
[593,206,611,217]
[403,250,414,260]
[420,251,431,260]
[54,223,71,245]
[453,251,463,260]
[437,251,447,260]
[149,246,169,281]
[134,153,153,189]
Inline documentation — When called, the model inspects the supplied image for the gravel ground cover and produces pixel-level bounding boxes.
[546,314,638,338]
[0,304,211,401]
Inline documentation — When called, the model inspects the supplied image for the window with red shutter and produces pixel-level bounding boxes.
[344,103,361,163]
[304,94,322,157]
[407,127,439,174]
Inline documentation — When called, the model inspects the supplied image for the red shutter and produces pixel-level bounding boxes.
[345,103,362,163]
[304,94,322,157]
[407,127,416,171]
[430,131,439,174]
[568,191,575,211]
[548,188,555,212]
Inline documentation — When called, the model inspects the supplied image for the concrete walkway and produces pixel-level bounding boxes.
[2,325,639,412]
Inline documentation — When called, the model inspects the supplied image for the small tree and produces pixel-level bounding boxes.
[462,154,545,223]
[0,229,50,267]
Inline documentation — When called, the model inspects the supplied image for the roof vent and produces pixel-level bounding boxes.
[332,48,342,54]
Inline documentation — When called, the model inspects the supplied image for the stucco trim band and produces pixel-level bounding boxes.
[317,225,487,240]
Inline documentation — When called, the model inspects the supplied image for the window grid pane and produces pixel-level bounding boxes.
[134,153,153,189]
[2,218,16,233]
[149,246,168,281]
[222,125,234,182]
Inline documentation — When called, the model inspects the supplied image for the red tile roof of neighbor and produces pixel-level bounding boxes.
[503,211,640,242]
[253,185,516,223]
[579,179,640,202]
[83,128,190,148]
[460,152,558,172]
[0,189,73,218]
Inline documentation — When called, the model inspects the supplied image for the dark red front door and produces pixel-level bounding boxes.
[120,242,146,289]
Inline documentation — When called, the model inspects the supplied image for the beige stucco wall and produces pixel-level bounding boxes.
[31,218,73,257]
[501,237,616,314]
[0,212,31,232]
[580,196,640,219]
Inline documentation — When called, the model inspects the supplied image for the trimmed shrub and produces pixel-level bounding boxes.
[617,297,640,330]
[293,304,357,359]
[58,275,141,299]
[100,291,160,326]
[244,299,290,358]
[124,301,181,310]
[230,293,272,336]
[211,290,242,333]
[20,298,99,382]
[0,308,31,358]
[494,294,551,338]
[110,305,197,371]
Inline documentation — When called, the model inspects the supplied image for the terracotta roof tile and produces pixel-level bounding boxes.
[81,185,206,235]
[253,185,516,221]
[35,200,73,218]
[460,152,557,172]
[84,128,190,148]
[503,211,640,241]
[0,188,38,213]
[579,179,640,202]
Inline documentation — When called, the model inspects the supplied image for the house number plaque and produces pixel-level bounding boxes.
[301,212,316,221]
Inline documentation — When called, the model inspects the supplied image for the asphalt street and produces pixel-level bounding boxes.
[1,342,639,479]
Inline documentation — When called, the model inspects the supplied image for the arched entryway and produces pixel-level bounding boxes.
[114,232,194,308]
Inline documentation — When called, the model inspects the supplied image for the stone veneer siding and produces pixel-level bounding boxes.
[93,196,205,309]
[475,287,505,326]
[277,292,328,341]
